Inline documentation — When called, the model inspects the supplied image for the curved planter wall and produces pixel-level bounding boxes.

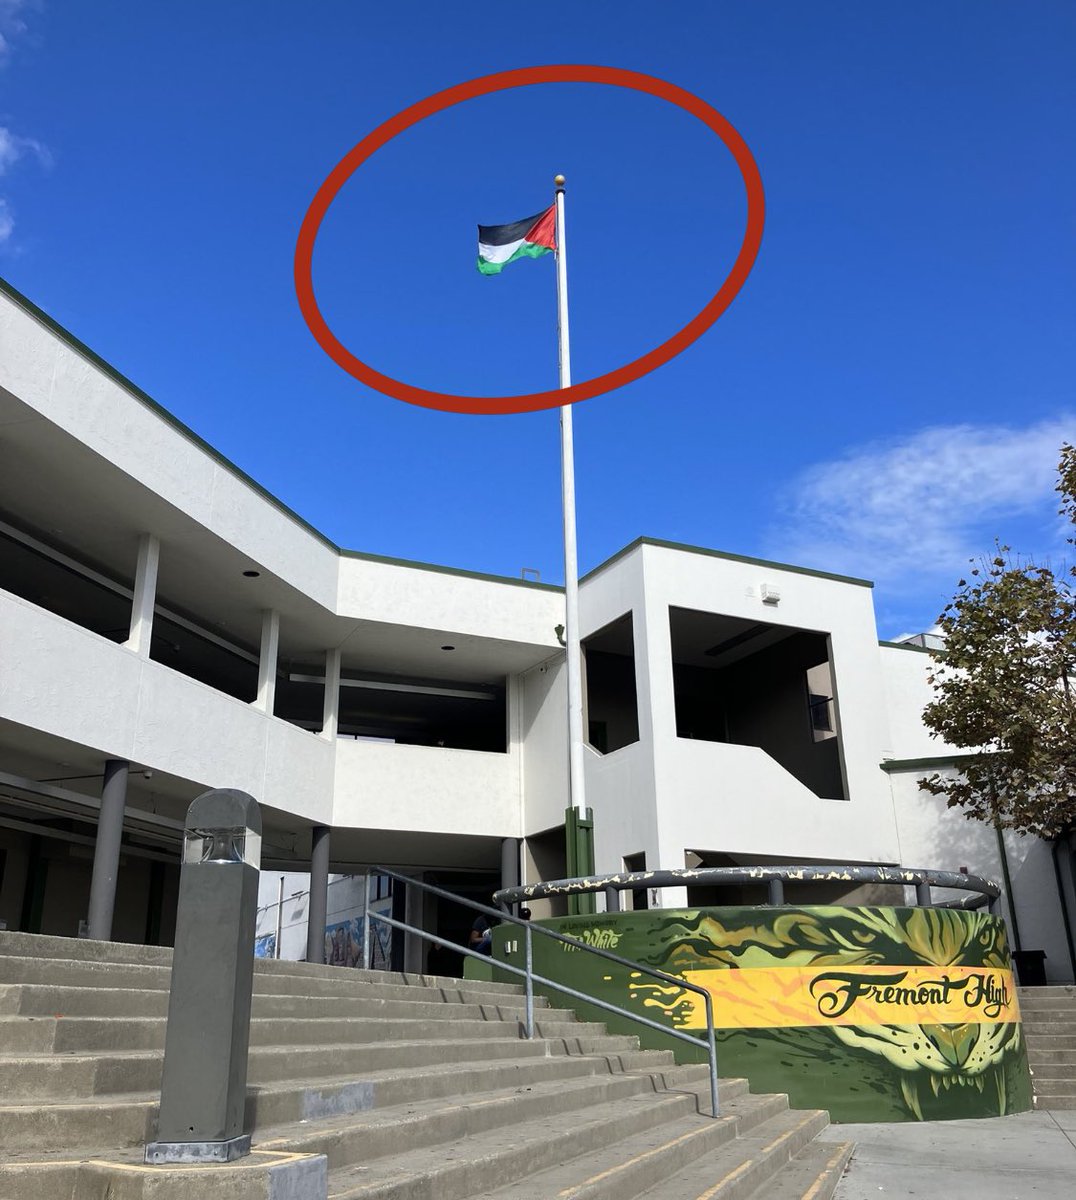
[494,905,1031,1123]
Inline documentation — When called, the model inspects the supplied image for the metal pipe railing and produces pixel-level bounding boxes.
[493,863,1001,913]
[362,867,721,1118]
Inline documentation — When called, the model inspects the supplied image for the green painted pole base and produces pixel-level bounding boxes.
[565,806,595,917]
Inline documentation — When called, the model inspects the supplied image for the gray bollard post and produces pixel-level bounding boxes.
[145,789,261,1165]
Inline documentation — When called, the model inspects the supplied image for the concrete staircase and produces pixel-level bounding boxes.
[0,930,853,1199]
[1021,984,1076,1111]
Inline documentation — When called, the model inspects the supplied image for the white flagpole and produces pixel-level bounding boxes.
[554,174,587,820]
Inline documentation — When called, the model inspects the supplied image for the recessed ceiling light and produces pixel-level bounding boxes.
[243,570,260,578]
[441,645,455,651]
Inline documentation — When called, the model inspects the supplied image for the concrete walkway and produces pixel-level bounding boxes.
[817,1110,1076,1199]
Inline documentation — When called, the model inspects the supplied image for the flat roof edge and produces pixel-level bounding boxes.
[338,547,563,592]
[881,753,980,773]
[583,536,874,587]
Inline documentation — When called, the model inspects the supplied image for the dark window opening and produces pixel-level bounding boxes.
[623,851,649,910]
[669,606,847,800]
[583,613,639,754]
[0,527,133,643]
[273,665,325,733]
[149,611,258,702]
[335,670,508,752]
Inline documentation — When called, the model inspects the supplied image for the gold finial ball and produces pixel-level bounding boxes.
[554,174,566,187]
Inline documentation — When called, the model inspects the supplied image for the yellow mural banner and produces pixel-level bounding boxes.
[636,966,1020,1030]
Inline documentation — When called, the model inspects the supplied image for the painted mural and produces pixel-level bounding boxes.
[496,905,1032,1123]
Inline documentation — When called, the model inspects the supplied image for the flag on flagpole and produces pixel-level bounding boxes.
[476,206,556,275]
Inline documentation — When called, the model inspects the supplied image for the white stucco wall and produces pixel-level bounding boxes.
[519,656,570,836]
[332,737,520,837]
[878,643,957,760]
[336,555,563,647]
[636,542,901,867]
[0,589,334,822]
[888,767,1073,982]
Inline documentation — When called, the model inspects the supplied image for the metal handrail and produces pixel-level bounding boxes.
[493,863,1001,913]
[361,867,721,1118]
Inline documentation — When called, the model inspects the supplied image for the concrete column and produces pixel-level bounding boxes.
[87,759,128,941]
[125,534,160,656]
[501,837,520,912]
[253,609,280,713]
[305,825,330,964]
[403,879,424,973]
[320,647,342,740]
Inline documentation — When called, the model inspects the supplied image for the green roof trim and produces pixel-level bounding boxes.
[581,536,874,588]
[881,753,981,773]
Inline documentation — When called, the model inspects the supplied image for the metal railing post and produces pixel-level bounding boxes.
[767,879,784,905]
[604,885,620,912]
[361,871,372,971]
[916,881,932,906]
[703,990,720,1117]
[524,924,534,1038]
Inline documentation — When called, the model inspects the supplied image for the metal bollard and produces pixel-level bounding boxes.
[145,789,261,1164]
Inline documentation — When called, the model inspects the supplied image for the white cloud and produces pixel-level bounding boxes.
[767,417,1074,603]
[0,0,29,65]
[0,3,43,249]
[0,125,48,174]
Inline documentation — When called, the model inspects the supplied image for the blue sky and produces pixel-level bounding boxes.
[1,1,1073,636]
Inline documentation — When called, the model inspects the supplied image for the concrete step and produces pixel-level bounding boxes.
[1027,1060,1076,1079]
[0,929,175,966]
[1018,1005,1076,1019]
[629,1109,830,1200]
[0,1036,676,1156]
[467,1089,793,1200]
[0,1030,673,1105]
[0,1049,693,1155]
[756,1138,854,1200]
[260,1068,752,1174]
[322,1087,776,1200]
[0,933,841,1200]
[0,931,532,999]
[0,1011,601,1054]
[1024,1034,1076,1050]
[0,1147,326,1200]
[0,954,538,1009]
[1019,986,1076,998]
[0,1089,782,1200]
[0,980,550,1022]
[1018,1021,1076,1037]
[1027,1048,1076,1065]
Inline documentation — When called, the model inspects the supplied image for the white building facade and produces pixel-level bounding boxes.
[1,276,1071,981]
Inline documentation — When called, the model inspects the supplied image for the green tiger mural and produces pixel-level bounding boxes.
[496,905,1031,1123]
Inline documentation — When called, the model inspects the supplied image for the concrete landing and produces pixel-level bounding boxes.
[818,1111,1076,1199]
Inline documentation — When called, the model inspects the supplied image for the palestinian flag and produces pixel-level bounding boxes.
[477,206,556,275]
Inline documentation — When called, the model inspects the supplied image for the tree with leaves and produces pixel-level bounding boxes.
[919,445,1076,839]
